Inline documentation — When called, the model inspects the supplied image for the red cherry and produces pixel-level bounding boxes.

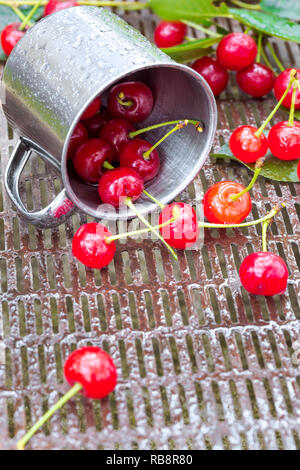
[217,33,257,71]
[154,21,187,48]
[83,109,111,138]
[274,68,300,109]
[236,63,275,98]
[268,121,300,160]
[67,122,88,160]
[98,167,144,208]
[72,138,114,184]
[229,126,268,163]
[239,252,288,296]
[297,160,300,181]
[203,181,252,225]
[81,96,102,120]
[107,81,154,123]
[72,222,116,269]
[44,0,79,16]
[64,347,117,399]
[0,23,26,56]
[159,202,199,249]
[192,56,228,97]
[119,138,160,182]
[99,118,135,156]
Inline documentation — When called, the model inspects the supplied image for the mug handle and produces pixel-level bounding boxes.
[5,137,76,228]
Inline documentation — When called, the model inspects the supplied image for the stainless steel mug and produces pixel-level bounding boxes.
[2,6,217,228]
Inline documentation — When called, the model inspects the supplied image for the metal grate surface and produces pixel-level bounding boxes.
[1,5,300,450]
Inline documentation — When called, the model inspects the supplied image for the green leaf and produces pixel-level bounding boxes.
[229,7,300,44]
[0,5,43,60]
[149,0,229,21]
[161,37,219,63]
[211,142,299,182]
[260,0,300,20]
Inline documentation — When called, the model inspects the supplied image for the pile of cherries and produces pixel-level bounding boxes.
[154,22,276,99]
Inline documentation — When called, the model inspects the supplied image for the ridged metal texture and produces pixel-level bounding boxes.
[1,4,300,450]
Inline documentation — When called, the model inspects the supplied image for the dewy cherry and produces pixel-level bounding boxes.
[100,118,135,156]
[203,181,252,225]
[72,138,114,184]
[230,126,268,163]
[44,0,79,16]
[17,346,117,450]
[159,202,199,249]
[274,68,300,109]
[268,81,300,160]
[67,122,88,159]
[1,23,26,56]
[119,138,160,182]
[154,21,187,48]
[236,63,275,98]
[192,56,228,97]
[72,222,116,269]
[216,33,257,71]
[83,109,111,138]
[81,96,102,120]
[98,167,144,207]
[107,81,154,123]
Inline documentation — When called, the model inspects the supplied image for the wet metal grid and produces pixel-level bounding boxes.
[1,5,300,451]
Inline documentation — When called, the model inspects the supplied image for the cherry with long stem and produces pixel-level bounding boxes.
[255,69,296,138]
[125,197,178,260]
[230,158,265,202]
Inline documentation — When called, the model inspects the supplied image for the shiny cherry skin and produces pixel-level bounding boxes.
[100,118,135,156]
[159,202,199,249]
[83,109,111,138]
[297,160,300,181]
[268,121,300,160]
[192,56,228,97]
[239,252,288,296]
[274,68,300,109]
[98,167,144,208]
[72,138,114,184]
[217,33,257,71]
[72,223,116,269]
[44,0,79,16]
[203,181,252,225]
[67,122,88,160]
[107,81,154,123]
[154,21,187,48]
[64,347,117,399]
[229,126,268,163]
[81,96,102,120]
[119,138,160,182]
[236,63,275,98]
[1,23,26,56]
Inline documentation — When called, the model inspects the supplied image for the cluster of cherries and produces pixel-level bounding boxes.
[154,22,276,99]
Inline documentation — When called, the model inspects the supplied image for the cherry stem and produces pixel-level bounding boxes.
[143,121,190,160]
[10,5,28,23]
[17,382,82,450]
[129,119,202,139]
[102,161,165,209]
[256,33,262,63]
[181,20,223,38]
[199,204,283,229]
[255,69,296,137]
[288,82,297,127]
[266,41,285,72]
[116,92,134,108]
[105,217,175,243]
[19,0,41,31]
[260,45,277,75]
[125,197,178,260]
[261,218,270,252]
[230,158,265,202]
[230,0,261,10]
